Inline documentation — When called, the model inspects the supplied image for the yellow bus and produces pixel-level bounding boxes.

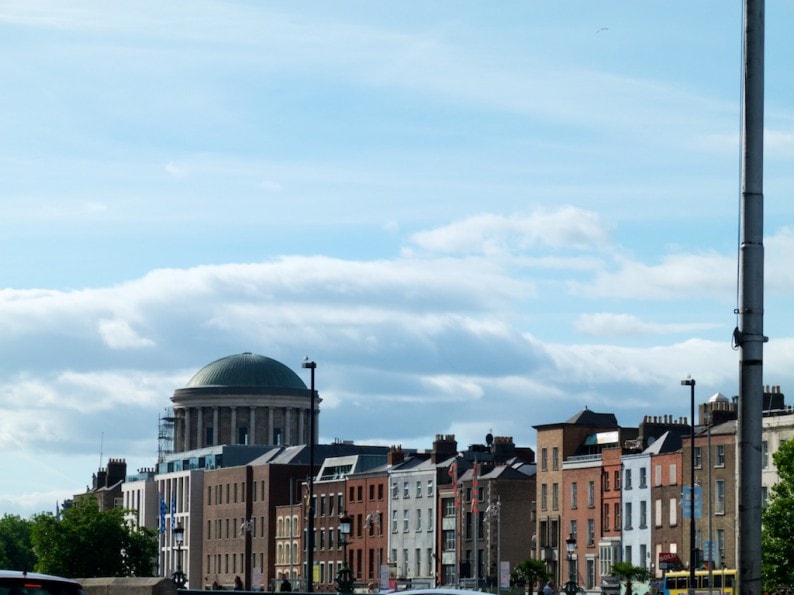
[663,569,737,595]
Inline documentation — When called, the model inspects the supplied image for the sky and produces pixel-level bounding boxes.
[2,1,794,518]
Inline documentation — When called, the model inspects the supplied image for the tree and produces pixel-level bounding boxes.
[762,438,794,591]
[512,559,550,595]
[609,562,651,595]
[31,498,158,578]
[0,514,36,571]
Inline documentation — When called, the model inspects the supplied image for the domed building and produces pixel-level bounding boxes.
[170,352,319,453]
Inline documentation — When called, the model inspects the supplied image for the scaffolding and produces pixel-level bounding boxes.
[158,409,175,462]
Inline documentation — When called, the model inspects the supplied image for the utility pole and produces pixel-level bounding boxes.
[736,3,764,595]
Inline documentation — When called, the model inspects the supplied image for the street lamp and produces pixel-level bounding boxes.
[563,534,578,595]
[681,377,696,595]
[172,522,187,588]
[336,511,355,594]
[302,358,317,593]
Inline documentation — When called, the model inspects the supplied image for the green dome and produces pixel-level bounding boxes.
[186,353,308,390]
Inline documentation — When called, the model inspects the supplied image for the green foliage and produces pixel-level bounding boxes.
[0,514,37,571]
[511,559,549,595]
[762,438,794,591]
[609,562,651,595]
[30,498,158,578]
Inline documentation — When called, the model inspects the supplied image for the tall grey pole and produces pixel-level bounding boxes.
[680,378,696,595]
[736,2,764,595]
[302,359,317,592]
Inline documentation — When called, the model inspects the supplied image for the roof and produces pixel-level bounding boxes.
[185,352,307,390]
[566,408,619,427]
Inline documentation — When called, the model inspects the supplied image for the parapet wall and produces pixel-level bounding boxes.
[80,577,177,595]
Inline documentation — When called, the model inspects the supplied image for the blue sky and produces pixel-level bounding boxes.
[2,1,794,517]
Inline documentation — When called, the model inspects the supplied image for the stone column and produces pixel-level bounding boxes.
[197,407,203,448]
[213,407,219,446]
[231,407,237,445]
[285,407,292,444]
[250,407,256,444]
[298,409,305,446]
[184,408,191,452]
[268,408,274,445]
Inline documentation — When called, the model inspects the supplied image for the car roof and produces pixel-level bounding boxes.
[0,570,82,587]
[391,590,485,595]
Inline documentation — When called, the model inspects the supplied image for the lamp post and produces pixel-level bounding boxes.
[681,377,696,595]
[563,533,578,595]
[337,511,355,594]
[302,358,317,593]
[172,522,187,588]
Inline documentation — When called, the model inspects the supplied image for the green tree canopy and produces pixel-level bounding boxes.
[609,562,651,595]
[511,559,549,595]
[0,514,36,571]
[31,498,158,578]
[762,438,794,591]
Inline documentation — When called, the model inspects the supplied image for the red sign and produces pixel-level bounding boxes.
[659,552,677,563]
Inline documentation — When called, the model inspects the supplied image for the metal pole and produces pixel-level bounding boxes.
[303,359,317,592]
[707,418,713,595]
[736,3,764,595]
[681,378,696,595]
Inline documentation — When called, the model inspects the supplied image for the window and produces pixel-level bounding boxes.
[571,482,578,509]
[552,483,559,510]
[614,470,621,490]
[603,504,610,531]
[717,528,726,561]
[403,482,409,498]
[715,480,726,515]
[570,519,577,541]
[587,481,595,508]
[428,480,434,497]
[640,500,647,528]
[427,508,432,530]
[587,519,595,546]
[391,510,398,533]
[541,484,548,511]
[655,499,662,527]
[625,469,632,490]
[640,467,647,488]
[603,471,610,491]
[552,447,559,471]
[416,509,422,531]
[716,445,726,467]
[320,495,326,516]
[416,481,422,498]
[443,530,455,551]
[403,509,409,532]
[669,497,678,526]
[614,502,620,531]
[655,464,662,486]
[392,482,399,498]
[625,545,632,565]
[669,464,677,485]
[541,448,548,472]
[695,447,702,468]
[444,499,455,517]
[640,544,647,568]
[624,502,633,529]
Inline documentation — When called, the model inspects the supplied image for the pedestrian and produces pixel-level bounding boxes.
[544,582,554,595]
[280,576,292,592]
[234,576,243,591]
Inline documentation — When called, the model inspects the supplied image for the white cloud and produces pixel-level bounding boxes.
[575,313,720,337]
[405,208,611,256]
[98,318,155,349]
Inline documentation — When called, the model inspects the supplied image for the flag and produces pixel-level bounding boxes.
[171,494,176,530]
[159,497,167,534]
[471,462,479,513]
[448,459,458,483]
